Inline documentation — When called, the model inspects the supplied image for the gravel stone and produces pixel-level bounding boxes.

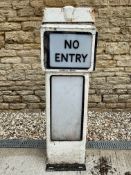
[0,111,130,141]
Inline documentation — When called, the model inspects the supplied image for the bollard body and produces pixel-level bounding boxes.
[41,6,97,171]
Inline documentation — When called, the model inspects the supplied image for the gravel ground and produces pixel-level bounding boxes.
[0,111,130,141]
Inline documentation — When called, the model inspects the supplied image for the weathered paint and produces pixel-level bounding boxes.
[45,72,89,164]
[41,6,97,168]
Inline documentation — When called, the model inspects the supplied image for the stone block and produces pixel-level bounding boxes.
[9,103,26,109]
[125,67,131,72]
[0,34,4,48]
[91,77,106,84]
[34,31,40,43]
[16,91,33,95]
[126,18,131,26]
[103,95,118,102]
[104,67,124,72]
[1,57,21,63]
[0,49,16,57]
[115,72,129,76]
[0,14,6,22]
[22,57,39,63]
[5,44,23,50]
[7,70,25,80]
[0,9,17,18]
[91,72,115,77]
[0,96,3,102]
[0,23,21,31]
[116,89,127,94]
[26,74,44,81]
[16,50,40,57]
[18,7,35,17]
[119,95,131,102]
[95,18,109,28]
[27,103,44,109]
[106,42,129,54]
[99,89,113,94]
[97,54,112,60]
[8,16,41,22]
[96,60,116,68]
[32,64,42,70]
[107,77,130,84]
[0,1,12,8]
[0,103,9,109]
[89,89,95,94]
[109,0,129,5]
[3,95,21,102]
[5,31,34,44]
[22,95,40,102]
[88,95,101,102]
[100,27,120,34]
[12,0,30,9]
[22,21,41,30]
[117,60,131,67]
[105,103,125,108]
[114,55,130,61]
[110,18,126,26]
[35,90,44,96]
[23,44,40,49]
[30,0,44,7]
[0,64,11,70]
[13,64,31,70]
[99,33,129,42]
[99,7,131,19]
[98,8,111,18]
[126,103,131,108]
[0,76,7,81]
[111,7,131,18]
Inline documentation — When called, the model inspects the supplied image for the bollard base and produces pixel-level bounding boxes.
[46,163,86,171]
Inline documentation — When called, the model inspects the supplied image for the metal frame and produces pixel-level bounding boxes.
[41,24,97,73]
[44,31,93,69]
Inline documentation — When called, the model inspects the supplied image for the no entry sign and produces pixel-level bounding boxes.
[44,32,94,69]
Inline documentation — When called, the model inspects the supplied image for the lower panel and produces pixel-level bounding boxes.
[50,75,84,141]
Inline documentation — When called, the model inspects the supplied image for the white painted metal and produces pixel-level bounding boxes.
[46,72,89,164]
[51,76,84,141]
[41,6,97,166]
[43,6,95,23]
[41,24,96,72]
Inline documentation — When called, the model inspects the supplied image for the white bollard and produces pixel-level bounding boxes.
[41,6,98,171]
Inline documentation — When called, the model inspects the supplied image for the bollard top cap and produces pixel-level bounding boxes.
[43,6,95,23]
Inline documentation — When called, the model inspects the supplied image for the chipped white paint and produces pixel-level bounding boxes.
[41,6,97,166]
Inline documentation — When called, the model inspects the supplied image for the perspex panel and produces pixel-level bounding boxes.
[45,32,93,69]
[50,75,84,141]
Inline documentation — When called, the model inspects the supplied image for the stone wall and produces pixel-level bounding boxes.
[0,0,130,112]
